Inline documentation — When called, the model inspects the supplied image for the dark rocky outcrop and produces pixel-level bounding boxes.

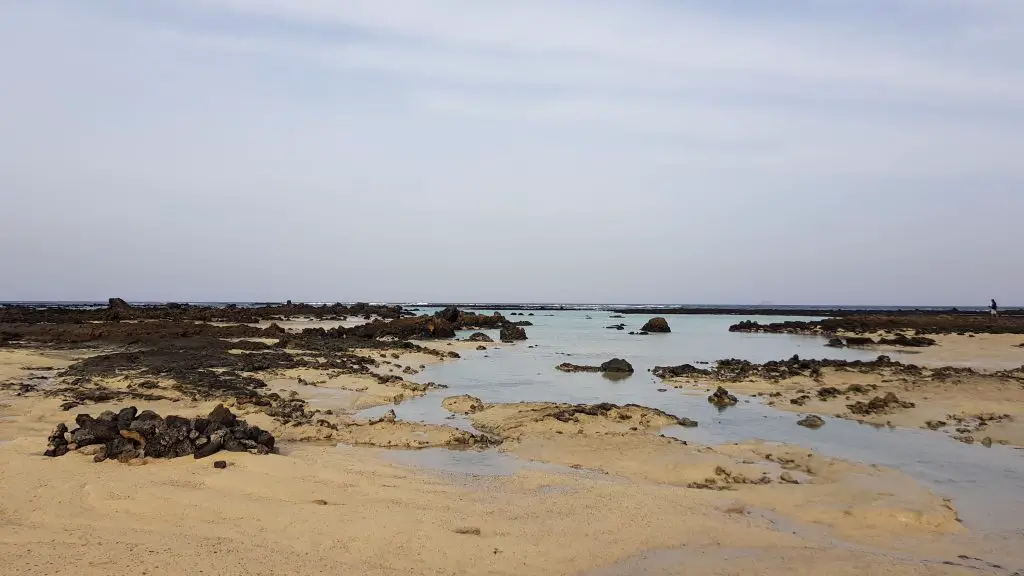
[844,336,876,346]
[729,314,1024,336]
[846,392,915,415]
[641,317,671,333]
[606,324,626,330]
[499,324,528,342]
[652,364,710,379]
[44,404,275,462]
[825,338,845,348]
[599,358,634,373]
[344,316,456,340]
[708,386,738,408]
[434,307,506,330]
[556,359,635,374]
[3,300,407,326]
[468,332,494,343]
[556,363,602,373]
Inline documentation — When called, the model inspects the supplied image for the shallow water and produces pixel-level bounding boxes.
[358,311,1024,535]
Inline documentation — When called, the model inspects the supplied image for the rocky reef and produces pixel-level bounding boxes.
[730,315,1024,336]
[556,358,634,374]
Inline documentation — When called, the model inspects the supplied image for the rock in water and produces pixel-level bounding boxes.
[797,415,825,429]
[468,332,494,343]
[641,317,671,333]
[708,387,739,408]
[499,324,528,342]
[825,338,845,348]
[556,363,603,373]
[652,364,710,379]
[599,358,634,373]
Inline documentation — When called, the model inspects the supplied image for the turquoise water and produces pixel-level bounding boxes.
[357,310,1024,535]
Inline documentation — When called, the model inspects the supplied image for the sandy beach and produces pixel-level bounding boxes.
[2,303,1023,575]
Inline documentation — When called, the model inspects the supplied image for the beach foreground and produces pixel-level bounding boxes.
[1,303,1022,575]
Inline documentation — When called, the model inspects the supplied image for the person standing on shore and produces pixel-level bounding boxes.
[991,299,999,317]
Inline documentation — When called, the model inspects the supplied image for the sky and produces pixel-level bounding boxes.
[1,0,1022,305]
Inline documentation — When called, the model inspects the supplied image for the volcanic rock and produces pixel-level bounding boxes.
[499,324,528,342]
[708,386,738,408]
[556,363,602,373]
[797,415,825,429]
[43,423,69,457]
[641,317,671,333]
[46,405,274,463]
[652,364,710,379]
[846,392,915,415]
[599,358,634,373]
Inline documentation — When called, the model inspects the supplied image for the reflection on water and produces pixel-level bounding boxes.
[358,311,1024,535]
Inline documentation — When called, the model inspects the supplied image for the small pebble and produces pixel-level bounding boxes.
[213,460,228,469]
[312,499,329,506]
[453,527,481,536]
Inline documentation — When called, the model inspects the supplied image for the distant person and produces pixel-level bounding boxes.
[990,299,998,317]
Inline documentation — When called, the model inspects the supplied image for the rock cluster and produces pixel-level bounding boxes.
[44,404,275,463]
[468,332,494,342]
[846,392,915,415]
[708,386,739,408]
[556,359,634,374]
[651,364,706,379]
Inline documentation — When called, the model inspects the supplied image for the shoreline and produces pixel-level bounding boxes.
[2,302,1023,574]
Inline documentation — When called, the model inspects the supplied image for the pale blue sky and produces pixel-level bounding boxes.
[1,1,1021,304]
